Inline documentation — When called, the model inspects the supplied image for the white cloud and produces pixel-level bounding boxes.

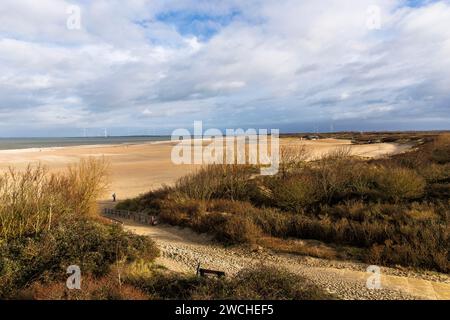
[0,0,449,136]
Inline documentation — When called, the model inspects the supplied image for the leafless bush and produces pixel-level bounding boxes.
[0,165,50,240]
[324,146,352,160]
[49,157,110,216]
[280,144,309,176]
[0,158,109,240]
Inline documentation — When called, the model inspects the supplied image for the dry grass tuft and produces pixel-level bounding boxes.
[175,164,257,201]
[0,158,109,241]
[16,273,148,300]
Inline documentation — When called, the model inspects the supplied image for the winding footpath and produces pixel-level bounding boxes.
[115,217,450,300]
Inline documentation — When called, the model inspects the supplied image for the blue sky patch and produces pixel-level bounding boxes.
[404,0,439,7]
[156,10,240,40]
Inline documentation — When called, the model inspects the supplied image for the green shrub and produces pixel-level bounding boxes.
[309,148,356,203]
[130,272,228,300]
[159,197,205,226]
[263,157,381,210]
[115,198,141,212]
[216,215,262,244]
[248,207,292,237]
[0,218,158,298]
[158,198,262,245]
[431,134,450,164]
[374,167,426,201]
[367,223,449,273]
[232,265,335,300]
[129,265,336,300]
[116,187,172,214]
[426,183,450,199]
[418,164,450,183]
[266,174,318,211]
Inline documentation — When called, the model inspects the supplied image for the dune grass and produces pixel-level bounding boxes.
[119,133,450,273]
[0,158,109,241]
[0,158,159,299]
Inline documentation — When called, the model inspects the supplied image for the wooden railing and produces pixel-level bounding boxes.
[103,208,158,226]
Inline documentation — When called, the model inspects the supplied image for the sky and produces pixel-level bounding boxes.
[0,0,449,137]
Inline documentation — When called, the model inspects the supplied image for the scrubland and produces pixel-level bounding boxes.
[0,158,332,300]
[119,133,450,273]
[2,133,448,300]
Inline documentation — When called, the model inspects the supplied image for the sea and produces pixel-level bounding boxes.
[0,136,171,151]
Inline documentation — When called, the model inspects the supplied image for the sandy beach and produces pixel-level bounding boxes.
[0,139,411,200]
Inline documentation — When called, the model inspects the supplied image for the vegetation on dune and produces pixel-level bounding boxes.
[15,273,149,300]
[127,265,336,300]
[120,133,450,273]
[0,157,333,301]
[0,158,109,240]
[0,218,159,298]
[174,164,259,201]
[11,257,334,300]
[0,158,159,299]
[4,133,448,300]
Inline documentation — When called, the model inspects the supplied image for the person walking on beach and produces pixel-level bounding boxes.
[112,193,116,202]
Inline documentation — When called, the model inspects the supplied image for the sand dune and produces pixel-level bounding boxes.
[0,139,410,200]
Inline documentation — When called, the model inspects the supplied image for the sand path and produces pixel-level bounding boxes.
[111,214,450,300]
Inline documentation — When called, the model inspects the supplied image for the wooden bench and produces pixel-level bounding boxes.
[196,263,226,278]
